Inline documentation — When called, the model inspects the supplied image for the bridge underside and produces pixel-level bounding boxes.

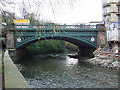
[15,35,97,49]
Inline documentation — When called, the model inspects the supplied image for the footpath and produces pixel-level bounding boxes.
[87,48,120,70]
[0,50,31,89]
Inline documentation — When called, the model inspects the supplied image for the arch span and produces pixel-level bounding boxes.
[15,35,97,49]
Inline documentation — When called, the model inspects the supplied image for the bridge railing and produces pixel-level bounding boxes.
[14,24,97,30]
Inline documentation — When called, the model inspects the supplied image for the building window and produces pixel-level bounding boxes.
[118,6,120,12]
[118,1,120,12]
[118,16,120,28]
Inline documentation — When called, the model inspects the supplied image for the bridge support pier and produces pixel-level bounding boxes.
[78,47,95,58]
[96,24,105,48]
[6,33,14,49]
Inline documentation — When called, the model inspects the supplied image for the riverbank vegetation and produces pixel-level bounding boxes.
[26,40,65,55]
[25,40,78,55]
[9,40,78,62]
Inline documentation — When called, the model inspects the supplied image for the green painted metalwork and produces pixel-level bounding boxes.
[13,24,98,49]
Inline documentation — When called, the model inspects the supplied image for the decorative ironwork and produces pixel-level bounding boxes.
[11,24,98,49]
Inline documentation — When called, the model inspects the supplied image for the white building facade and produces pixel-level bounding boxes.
[103,0,120,54]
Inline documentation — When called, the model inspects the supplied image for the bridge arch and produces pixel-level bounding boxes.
[15,35,96,49]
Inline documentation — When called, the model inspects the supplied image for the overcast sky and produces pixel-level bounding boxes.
[50,0,103,24]
[8,0,103,24]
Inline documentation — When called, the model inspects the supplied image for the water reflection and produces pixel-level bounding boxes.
[65,56,78,66]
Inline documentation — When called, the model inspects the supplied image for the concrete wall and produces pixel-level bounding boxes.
[3,50,31,88]
[0,12,3,89]
[0,50,3,89]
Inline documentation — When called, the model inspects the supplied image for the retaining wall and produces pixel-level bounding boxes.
[3,50,31,88]
[0,49,3,89]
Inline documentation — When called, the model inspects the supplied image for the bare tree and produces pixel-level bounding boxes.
[0,0,79,23]
[0,0,15,12]
[16,0,78,22]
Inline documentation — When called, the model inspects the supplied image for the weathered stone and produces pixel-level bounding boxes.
[112,61,118,68]
[6,34,14,49]
[99,55,108,59]
[87,56,119,70]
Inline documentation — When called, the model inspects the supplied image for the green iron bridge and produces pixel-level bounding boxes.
[6,23,105,50]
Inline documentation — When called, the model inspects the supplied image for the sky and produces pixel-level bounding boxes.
[5,0,103,24]
[49,0,103,24]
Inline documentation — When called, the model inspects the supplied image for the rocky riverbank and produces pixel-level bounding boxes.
[68,53,119,70]
[86,56,119,70]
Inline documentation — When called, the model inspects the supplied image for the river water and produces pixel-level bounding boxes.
[18,53,118,88]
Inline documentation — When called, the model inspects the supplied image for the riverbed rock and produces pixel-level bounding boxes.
[112,61,118,68]
[87,56,119,70]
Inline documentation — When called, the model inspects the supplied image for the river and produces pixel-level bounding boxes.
[18,53,118,88]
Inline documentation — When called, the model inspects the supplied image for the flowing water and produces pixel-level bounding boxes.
[18,53,118,88]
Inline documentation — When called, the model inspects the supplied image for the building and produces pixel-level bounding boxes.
[103,0,120,54]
